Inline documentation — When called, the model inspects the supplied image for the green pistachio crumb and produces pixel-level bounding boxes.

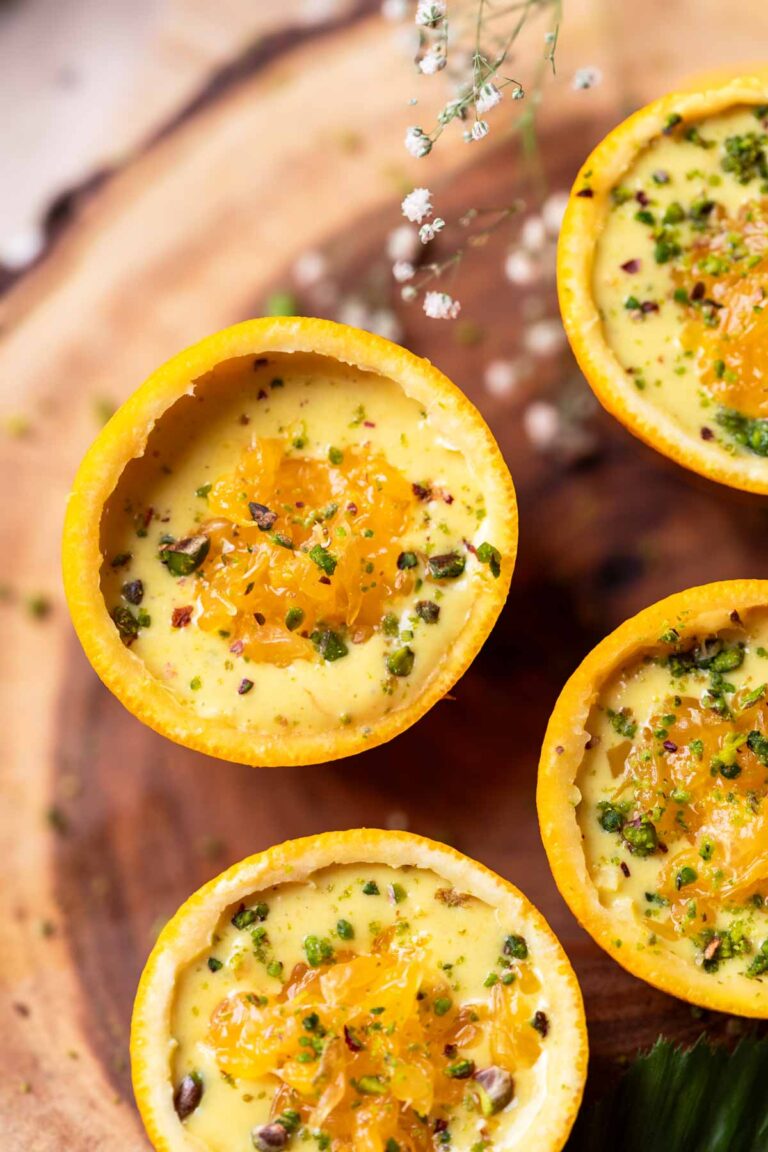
[285,606,305,631]
[386,646,415,677]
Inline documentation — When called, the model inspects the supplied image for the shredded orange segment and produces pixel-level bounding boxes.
[608,693,768,930]
[193,438,417,665]
[207,946,535,1149]
[679,199,768,418]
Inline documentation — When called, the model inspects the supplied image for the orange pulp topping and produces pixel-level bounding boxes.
[605,689,768,936]
[207,940,542,1149]
[679,200,768,418]
[195,438,418,665]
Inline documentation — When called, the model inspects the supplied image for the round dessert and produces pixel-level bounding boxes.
[131,829,587,1152]
[538,580,768,1016]
[63,319,517,767]
[558,74,768,494]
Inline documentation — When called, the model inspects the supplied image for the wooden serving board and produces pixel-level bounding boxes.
[2,2,768,1147]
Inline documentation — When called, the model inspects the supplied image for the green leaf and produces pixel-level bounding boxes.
[565,1037,768,1152]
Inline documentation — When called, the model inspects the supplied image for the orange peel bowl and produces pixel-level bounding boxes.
[538,579,768,1017]
[62,318,517,767]
[130,829,587,1152]
[557,73,768,494]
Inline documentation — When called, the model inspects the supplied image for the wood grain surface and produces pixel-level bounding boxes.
[2,2,768,1148]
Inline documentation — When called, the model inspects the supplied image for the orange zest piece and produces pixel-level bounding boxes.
[194,438,418,665]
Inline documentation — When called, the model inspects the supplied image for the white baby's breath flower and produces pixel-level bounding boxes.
[523,401,561,449]
[300,0,344,22]
[475,82,501,114]
[470,119,489,141]
[504,249,537,286]
[542,191,570,236]
[423,290,461,319]
[572,66,603,91]
[292,249,327,287]
[438,97,465,125]
[419,217,445,244]
[401,285,419,301]
[418,47,446,75]
[405,126,432,158]
[484,359,522,398]
[520,215,547,253]
[511,85,525,101]
[381,0,407,20]
[415,0,446,27]
[401,187,433,223]
[337,298,371,330]
[392,260,415,282]
[387,225,420,262]
[371,308,403,343]
[523,318,566,358]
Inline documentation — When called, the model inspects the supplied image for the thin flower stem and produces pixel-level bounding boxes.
[396,0,565,312]
[408,200,525,293]
[417,0,560,147]
[483,0,554,23]
[472,0,487,117]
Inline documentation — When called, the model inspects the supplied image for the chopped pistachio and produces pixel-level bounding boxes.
[174,1072,203,1120]
[356,1075,388,1095]
[428,551,466,580]
[121,579,144,605]
[160,535,210,576]
[415,600,440,623]
[386,646,415,677]
[249,502,278,531]
[304,935,334,967]
[311,629,348,661]
[285,606,305,631]
[676,866,698,890]
[309,544,338,576]
[111,606,139,645]
[623,818,659,857]
[476,541,501,578]
[503,934,528,960]
[232,903,269,930]
[474,1065,514,1116]
[445,1058,475,1079]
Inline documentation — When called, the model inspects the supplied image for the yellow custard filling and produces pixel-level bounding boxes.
[169,864,551,1152]
[100,353,505,735]
[593,103,768,457]
[578,609,768,982]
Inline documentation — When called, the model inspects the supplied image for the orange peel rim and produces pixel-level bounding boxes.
[62,318,517,767]
[130,828,587,1152]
